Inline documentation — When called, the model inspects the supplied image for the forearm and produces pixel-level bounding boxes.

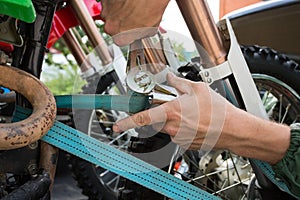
[220,106,291,165]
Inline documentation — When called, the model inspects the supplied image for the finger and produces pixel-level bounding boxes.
[167,73,193,95]
[113,104,167,132]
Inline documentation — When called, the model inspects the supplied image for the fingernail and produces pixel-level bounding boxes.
[113,124,122,133]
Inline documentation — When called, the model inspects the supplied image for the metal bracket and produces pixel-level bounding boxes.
[199,18,267,119]
[199,61,232,84]
[225,18,268,119]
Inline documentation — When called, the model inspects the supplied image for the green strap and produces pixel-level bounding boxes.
[252,159,299,199]
[55,94,151,113]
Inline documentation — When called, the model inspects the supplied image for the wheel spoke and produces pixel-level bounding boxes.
[280,103,291,124]
[228,153,246,195]
[278,94,283,123]
[293,115,300,123]
[108,131,128,145]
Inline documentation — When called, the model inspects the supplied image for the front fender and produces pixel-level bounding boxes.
[0,0,35,23]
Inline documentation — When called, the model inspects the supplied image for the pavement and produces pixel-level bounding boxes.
[52,151,88,200]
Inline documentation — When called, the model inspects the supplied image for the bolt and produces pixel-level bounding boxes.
[28,141,38,149]
[207,78,212,83]
[220,24,227,31]
[204,71,209,77]
[27,163,38,175]
[134,71,152,87]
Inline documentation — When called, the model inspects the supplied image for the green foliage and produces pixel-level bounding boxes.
[43,37,86,95]
[42,23,113,96]
[171,40,198,62]
[42,67,85,95]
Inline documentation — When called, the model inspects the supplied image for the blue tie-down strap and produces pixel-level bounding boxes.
[251,160,299,199]
[13,105,220,200]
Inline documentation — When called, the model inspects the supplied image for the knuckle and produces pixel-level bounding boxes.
[133,113,149,126]
[164,126,177,137]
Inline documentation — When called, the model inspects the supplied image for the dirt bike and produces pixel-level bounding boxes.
[0,0,299,199]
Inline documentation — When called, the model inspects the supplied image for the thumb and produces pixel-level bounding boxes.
[167,73,193,95]
[112,27,158,47]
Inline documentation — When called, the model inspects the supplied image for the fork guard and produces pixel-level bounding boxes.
[0,65,56,150]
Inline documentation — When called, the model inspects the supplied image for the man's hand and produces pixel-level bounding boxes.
[113,73,291,164]
[101,0,170,46]
[113,73,232,151]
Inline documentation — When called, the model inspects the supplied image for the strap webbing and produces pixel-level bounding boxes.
[55,94,151,113]
[13,94,297,199]
[13,105,219,200]
[251,160,297,199]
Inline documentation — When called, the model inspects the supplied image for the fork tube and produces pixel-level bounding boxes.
[70,0,112,66]
[176,0,246,107]
[62,29,92,73]
[176,0,227,67]
[69,0,127,94]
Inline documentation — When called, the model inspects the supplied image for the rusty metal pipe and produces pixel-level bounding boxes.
[176,0,227,67]
[70,0,113,66]
[0,65,56,150]
[62,29,92,72]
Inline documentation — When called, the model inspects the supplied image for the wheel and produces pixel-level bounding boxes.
[69,69,175,199]
[171,147,252,199]
[242,45,300,125]
[243,45,300,199]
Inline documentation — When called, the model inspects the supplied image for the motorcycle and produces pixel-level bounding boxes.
[0,0,299,199]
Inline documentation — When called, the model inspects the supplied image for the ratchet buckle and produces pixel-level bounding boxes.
[126,39,177,103]
[126,40,156,94]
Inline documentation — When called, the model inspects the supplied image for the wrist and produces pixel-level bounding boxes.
[220,106,291,164]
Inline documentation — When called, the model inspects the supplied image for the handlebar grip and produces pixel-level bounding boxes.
[0,65,56,150]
